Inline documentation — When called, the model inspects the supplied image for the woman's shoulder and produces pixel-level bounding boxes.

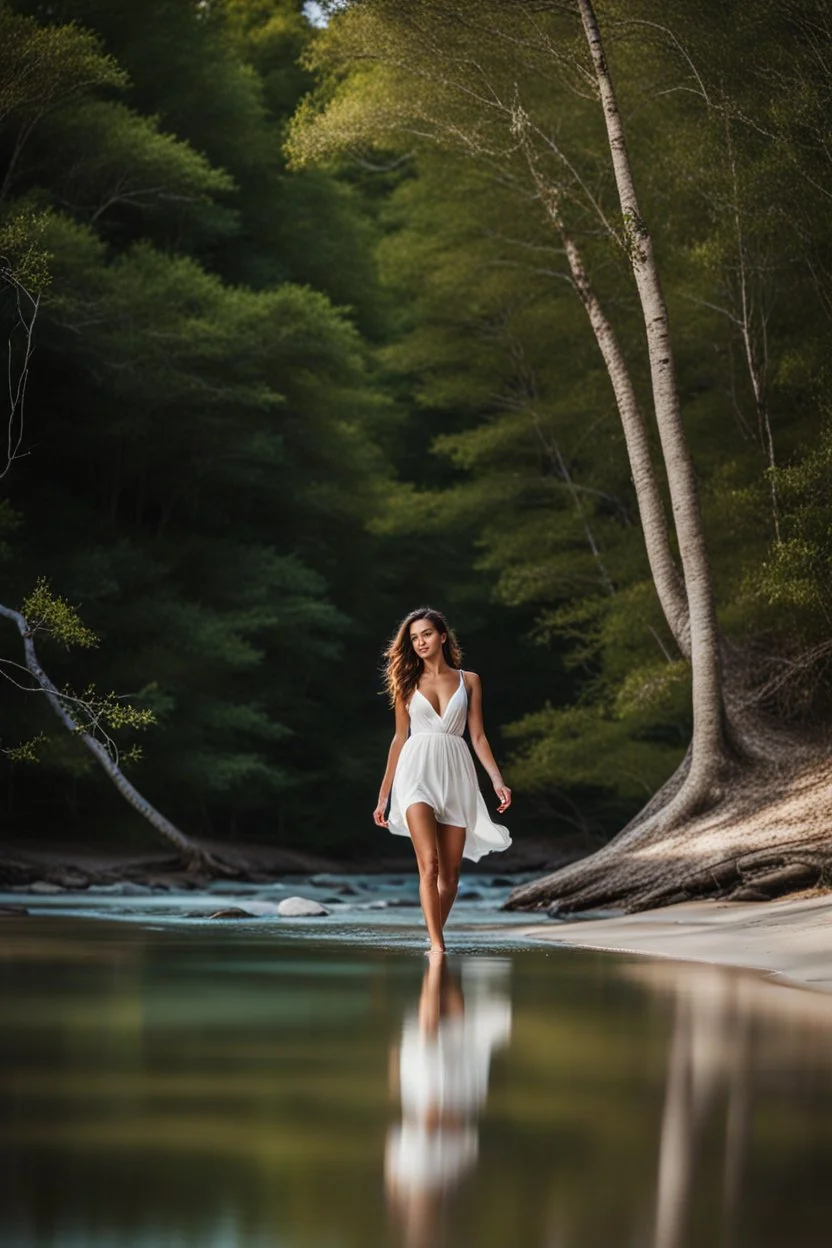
[461,669,481,690]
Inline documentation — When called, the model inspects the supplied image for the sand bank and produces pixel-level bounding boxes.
[523,893,832,994]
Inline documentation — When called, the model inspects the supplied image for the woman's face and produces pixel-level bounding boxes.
[409,618,446,662]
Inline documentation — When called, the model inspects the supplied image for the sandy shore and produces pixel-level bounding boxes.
[523,893,832,994]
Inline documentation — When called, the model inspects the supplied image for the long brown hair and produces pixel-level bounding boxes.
[383,606,463,707]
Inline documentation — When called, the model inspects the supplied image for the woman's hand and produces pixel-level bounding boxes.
[493,780,512,813]
[373,798,389,828]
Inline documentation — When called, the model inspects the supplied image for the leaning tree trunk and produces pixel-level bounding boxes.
[512,108,691,657]
[577,0,727,810]
[557,211,691,656]
[0,601,234,875]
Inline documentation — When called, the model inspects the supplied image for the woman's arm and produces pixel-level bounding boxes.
[373,696,410,827]
[465,672,512,813]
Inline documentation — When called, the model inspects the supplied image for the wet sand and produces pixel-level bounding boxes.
[523,893,832,993]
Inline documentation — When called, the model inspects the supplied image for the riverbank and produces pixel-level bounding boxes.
[8,841,832,998]
[523,892,832,994]
[0,833,583,891]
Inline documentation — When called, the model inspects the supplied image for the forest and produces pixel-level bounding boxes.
[2,0,832,906]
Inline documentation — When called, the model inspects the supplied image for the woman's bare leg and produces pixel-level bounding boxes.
[405,802,444,953]
[436,823,466,929]
[417,956,464,1035]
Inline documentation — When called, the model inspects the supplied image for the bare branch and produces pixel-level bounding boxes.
[0,266,39,480]
[0,598,229,871]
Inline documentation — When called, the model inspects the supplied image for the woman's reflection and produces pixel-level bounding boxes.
[385,957,511,1247]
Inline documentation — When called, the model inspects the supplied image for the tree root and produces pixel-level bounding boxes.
[505,745,832,915]
[181,846,256,880]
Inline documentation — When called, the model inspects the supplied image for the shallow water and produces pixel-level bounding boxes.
[2,883,832,1247]
[0,870,544,947]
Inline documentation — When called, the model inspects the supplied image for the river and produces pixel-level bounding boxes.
[2,873,832,1247]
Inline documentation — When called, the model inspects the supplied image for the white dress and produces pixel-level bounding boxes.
[385,983,512,1193]
[387,669,511,862]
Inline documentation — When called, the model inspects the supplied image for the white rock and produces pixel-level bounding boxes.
[29,881,64,894]
[277,896,330,918]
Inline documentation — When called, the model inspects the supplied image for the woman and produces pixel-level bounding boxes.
[373,607,512,955]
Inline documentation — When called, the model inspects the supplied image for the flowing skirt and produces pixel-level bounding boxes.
[388,733,511,862]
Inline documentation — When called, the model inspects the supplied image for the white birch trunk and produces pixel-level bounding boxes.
[513,118,691,655]
[577,0,726,797]
[556,211,691,656]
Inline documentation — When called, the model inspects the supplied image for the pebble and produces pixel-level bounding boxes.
[206,908,254,919]
[29,881,64,894]
[277,896,329,917]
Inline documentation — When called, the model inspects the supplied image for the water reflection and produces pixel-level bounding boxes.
[5,919,832,1246]
[632,961,832,1248]
[385,957,511,1247]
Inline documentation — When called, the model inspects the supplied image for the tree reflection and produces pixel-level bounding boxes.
[385,957,511,1248]
[651,969,747,1248]
[637,961,832,1248]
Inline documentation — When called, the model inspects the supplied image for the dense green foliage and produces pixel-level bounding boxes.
[0,0,556,850]
[0,0,390,846]
[2,0,832,852]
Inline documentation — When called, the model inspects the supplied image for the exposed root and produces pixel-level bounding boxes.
[183,847,249,879]
[506,742,832,915]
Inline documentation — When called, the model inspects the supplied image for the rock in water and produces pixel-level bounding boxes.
[29,881,64,894]
[277,896,330,918]
[206,908,253,919]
